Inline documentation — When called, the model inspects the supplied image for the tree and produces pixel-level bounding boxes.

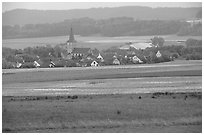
[151,36,165,47]
[196,10,202,19]
[185,38,202,48]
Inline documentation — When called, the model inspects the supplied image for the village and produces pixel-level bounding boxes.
[4,27,196,69]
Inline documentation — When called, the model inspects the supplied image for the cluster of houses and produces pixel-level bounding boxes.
[13,28,166,69]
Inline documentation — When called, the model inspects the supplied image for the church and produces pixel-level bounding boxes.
[66,27,92,59]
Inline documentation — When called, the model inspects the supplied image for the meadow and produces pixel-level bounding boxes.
[2,60,202,132]
[3,92,202,133]
[2,60,201,85]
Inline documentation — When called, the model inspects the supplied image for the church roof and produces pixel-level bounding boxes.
[72,48,91,55]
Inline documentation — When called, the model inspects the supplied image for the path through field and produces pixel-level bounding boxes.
[2,76,201,96]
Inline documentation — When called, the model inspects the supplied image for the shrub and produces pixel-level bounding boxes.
[21,62,35,68]
[2,59,15,69]
[186,53,202,60]
[172,53,179,58]
[185,38,202,48]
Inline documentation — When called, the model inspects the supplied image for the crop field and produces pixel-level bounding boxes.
[2,35,202,50]
[2,60,202,132]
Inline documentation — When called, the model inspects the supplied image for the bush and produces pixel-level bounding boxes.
[186,53,202,60]
[2,59,15,69]
[54,60,66,67]
[66,60,77,67]
[172,53,179,58]
[150,53,171,63]
[185,38,202,48]
[21,62,35,68]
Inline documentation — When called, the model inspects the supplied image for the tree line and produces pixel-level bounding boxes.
[3,17,201,39]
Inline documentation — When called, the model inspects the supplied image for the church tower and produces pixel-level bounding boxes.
[67,27,77,53]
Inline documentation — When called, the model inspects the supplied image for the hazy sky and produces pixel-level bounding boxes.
[3,2,202,12]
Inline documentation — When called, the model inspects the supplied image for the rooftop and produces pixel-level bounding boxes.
[72,48,91,54]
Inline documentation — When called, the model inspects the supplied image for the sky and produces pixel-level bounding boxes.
[2,2,202,12]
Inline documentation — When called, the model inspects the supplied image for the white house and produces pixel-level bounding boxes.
[16,62,22,68]
[91,60,99,67]
[132,56,143,63]
[186,19,202,26]
[156,51,162,58]
[97,53,103,59]
[49,61,55,68]
[97,53,104,62]
[113,58,120,65]
[33,61,40,68]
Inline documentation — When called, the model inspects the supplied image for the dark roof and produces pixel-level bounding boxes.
[92,49,100,56]
[72,48,91,54]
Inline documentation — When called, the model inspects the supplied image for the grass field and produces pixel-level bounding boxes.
[2,60,202,132]
[2,60,202,84]
[2,93,202,133]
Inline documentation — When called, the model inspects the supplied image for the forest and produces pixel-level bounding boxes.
[2,17,202,39]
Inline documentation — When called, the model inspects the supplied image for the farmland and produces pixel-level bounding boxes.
[2,35,202,50]
[2,60,202,132]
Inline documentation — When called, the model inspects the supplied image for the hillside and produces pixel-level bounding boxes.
[3,6,201,26]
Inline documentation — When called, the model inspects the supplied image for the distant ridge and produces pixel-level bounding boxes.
[3,6,201,25]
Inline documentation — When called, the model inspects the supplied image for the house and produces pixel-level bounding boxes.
[132,55,143,63]
[91,60,99,67]
[16,62,22,68]
[49,60,55,68]
[71,48,92,58]
[33,61,40,68]
[97,53,104,62]
[186,19,202,26]
[156,51,162,58]
[113,58,120,65]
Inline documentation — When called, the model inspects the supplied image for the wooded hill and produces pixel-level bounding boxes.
[3,17,202,39]
[3,6,201,26]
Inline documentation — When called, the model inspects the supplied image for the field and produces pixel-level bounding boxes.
[2,35,202,50]
[2,60,202,132]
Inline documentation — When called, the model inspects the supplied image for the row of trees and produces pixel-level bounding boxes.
[177,23,202,36]
[3,17,201,39]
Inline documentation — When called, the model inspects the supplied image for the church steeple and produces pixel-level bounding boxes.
[66,27,77,54]
[67,27,76,44]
